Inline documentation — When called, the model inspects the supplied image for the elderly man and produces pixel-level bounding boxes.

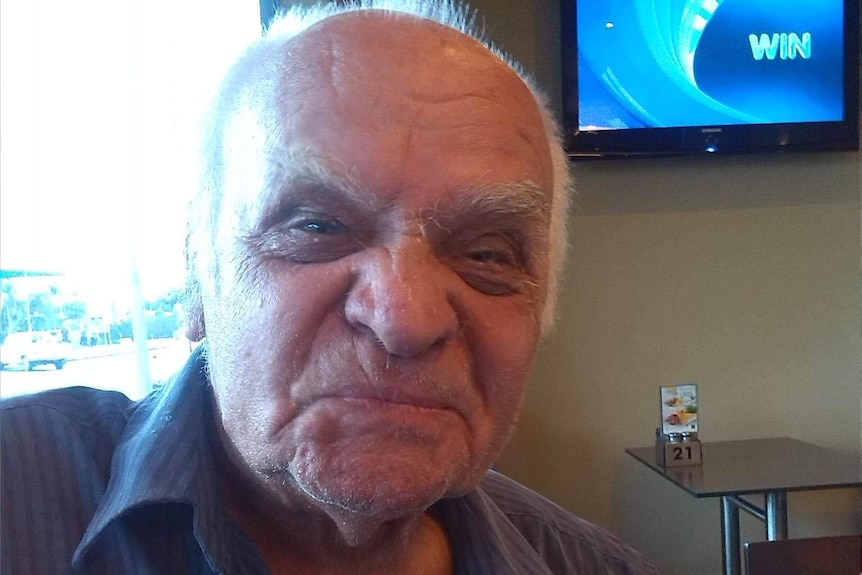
[1,2,657,573]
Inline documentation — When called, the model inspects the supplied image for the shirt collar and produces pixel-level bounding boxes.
[72,346,241,569]
[434,474,554,575]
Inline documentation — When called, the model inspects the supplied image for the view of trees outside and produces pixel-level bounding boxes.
[0,279,186,346]
[0,276,193,400]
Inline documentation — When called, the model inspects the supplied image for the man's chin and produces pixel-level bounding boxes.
[282,448,476,520]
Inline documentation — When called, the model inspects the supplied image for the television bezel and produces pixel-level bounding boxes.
[560,0,861,159]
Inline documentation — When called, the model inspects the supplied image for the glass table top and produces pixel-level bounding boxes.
[625,437,862,497]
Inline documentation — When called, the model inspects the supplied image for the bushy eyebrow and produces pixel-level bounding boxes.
[437,181,550,227]
[254,147,549,233]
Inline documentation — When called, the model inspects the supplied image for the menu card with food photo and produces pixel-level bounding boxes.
[660,384,698,435]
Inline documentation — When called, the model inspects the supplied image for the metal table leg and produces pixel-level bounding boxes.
[765,492,788,540]
[721,496,741,575]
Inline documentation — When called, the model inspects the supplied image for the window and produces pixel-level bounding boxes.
[0,0,261,399]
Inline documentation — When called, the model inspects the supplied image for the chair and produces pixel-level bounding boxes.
[744,534,861,575]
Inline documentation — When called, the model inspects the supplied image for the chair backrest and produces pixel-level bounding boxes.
[745,534,861,575]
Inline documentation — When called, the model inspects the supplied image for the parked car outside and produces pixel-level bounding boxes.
[0,330,72,371]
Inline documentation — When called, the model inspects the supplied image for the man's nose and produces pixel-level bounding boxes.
[344,239,459,358]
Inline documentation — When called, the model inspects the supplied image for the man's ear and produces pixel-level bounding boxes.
[184,278,206,342]
[185,308,206,342]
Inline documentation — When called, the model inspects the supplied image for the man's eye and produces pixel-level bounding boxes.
[450,235,530,296]
[468,249,517,266]
[294,218,346,235]
[463,235,522,267]
[247,213,363,264]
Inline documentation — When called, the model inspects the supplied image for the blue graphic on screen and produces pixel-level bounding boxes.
[577,0,845,130]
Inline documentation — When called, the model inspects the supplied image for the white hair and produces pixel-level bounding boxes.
[187,0,573,335]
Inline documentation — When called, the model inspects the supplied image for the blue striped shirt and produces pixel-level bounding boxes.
[1,349,658,574]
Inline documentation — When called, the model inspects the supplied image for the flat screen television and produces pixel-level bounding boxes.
[561,0,861,158]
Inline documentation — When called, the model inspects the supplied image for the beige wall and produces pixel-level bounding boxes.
[497,153,861,575]
[464,1,862,574]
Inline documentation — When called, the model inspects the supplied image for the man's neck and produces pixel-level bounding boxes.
[225,488,453,574]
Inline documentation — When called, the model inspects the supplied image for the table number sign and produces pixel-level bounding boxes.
[656,384,702,467]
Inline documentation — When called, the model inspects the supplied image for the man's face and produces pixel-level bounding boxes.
[201,12,555,524]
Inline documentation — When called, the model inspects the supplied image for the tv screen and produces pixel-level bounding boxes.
[561,0,861,157]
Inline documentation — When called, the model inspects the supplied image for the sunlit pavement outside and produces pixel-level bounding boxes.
[0,338,195,401]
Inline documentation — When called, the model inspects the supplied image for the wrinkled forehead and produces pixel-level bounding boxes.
[219,10,553,212]
[275,11,542,119]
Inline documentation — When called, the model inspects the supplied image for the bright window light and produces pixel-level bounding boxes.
[0,0,260,399]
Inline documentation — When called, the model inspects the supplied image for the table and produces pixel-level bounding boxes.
[625,437,862,575]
